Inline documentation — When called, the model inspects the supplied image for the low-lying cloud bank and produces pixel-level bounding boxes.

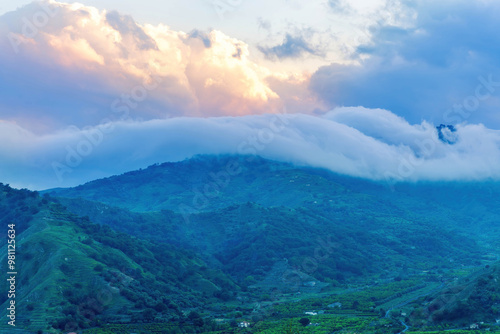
[2,107,500,190]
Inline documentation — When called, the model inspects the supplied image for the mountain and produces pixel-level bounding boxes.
[45,156,493,284]
[46,155,351,213]
[0,184,237,333]
[6,155,500,333]
[408,261,500,330]
[45,155,500,238]
[54,196,481,284]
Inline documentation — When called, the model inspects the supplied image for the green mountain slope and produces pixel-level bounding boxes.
[45,155,500,242]
[46,155,326,213]
[30,155,500,332]
[408,261,500,329]
[45,156,495,286]
[55,197,482,285]
[0,184,238,333]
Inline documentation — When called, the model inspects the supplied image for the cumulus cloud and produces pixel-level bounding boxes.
[327,0,352,14]
[0,1,322,133]
[187,29,212,48]
[105,10,158,51]
[258,32,323,60]
[257,17,271,32]
[2,107,500,190]
[310,0,500,128]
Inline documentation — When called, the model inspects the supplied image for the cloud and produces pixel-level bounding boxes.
[310,0,500,128]
[327,0,352,14]
[257,17,271,32]
[187,29,212,48]
[0,1,323,133]
[2,107,500,190]
[258,32,323,60]
[3,0,500,191]
[105,10,158,51]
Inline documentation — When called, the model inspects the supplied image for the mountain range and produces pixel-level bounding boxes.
[1,155,499,333]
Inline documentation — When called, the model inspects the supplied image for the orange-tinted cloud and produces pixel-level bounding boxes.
[0,1,323,132]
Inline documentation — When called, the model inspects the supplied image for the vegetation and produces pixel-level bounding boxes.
[2,156,500,332]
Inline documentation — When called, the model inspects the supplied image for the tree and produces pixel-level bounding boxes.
[284,321,301,333]
[188,311,201,320]
[142,308,156,321]
[154,302,168,312]
[299,318,310,326]
[193,318,204,327]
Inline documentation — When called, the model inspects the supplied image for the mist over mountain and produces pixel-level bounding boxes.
[3,107,500,191]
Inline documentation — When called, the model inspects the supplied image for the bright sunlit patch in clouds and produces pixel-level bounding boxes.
[0,0,420,130]
[47,33,105,66]
[0,1,322,131]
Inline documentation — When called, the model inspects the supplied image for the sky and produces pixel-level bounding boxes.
[2,0,500,189]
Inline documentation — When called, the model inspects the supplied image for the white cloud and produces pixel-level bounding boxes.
[2,107,500,190]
